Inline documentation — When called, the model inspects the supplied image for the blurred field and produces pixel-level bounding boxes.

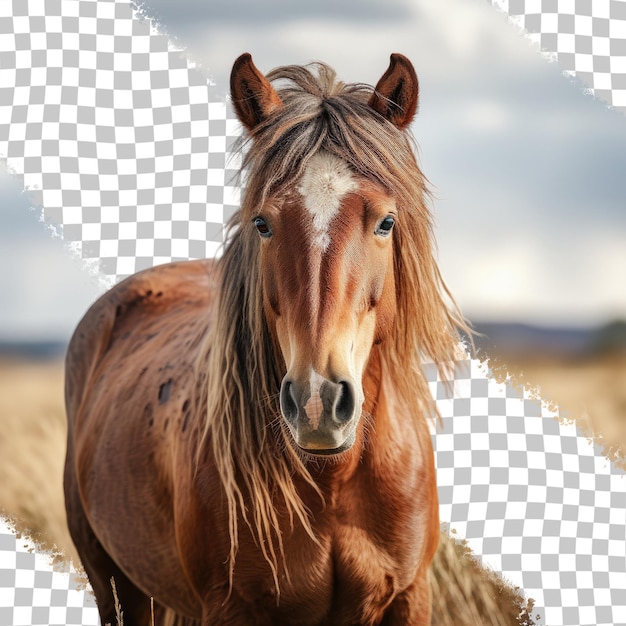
[0,358,79,565]
[7,352,626,624]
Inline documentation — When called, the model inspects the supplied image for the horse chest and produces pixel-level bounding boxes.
[228,460,426,624]
[253,517,415,625]
[329,525,403,615]
[281,527,405,625]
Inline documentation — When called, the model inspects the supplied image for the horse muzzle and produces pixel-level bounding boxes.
[279,370,362,455]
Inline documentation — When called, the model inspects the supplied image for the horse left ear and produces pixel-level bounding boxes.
[230,53,283,131]
[369,54,419,130]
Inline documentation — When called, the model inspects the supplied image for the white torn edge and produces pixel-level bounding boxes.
[487,0,625,115]
[130,1,216,85]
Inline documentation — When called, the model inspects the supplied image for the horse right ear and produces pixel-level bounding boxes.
[230,53,283,131]
[369,54,419,130]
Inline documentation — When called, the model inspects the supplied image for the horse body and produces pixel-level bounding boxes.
[65,53,463,625]
[65,260,436,624]
[64,261,213,620]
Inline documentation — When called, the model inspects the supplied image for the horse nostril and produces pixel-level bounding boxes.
[334,381,355,423]
[280,379,298,422]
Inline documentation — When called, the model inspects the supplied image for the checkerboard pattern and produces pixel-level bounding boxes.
[425,359,626,626]
[490,0,626,112]
[0,519,98,626]
[1,1,626,625]
[0,0,241,285]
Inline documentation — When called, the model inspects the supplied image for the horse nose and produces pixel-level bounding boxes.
[280,375,356,425]
[332,381,355,424]
[280,379,298,423]
[279,372,360,452]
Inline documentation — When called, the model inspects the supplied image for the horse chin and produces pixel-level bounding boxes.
[293,429,357,459]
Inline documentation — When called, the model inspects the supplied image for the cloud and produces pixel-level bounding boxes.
[0,166,103,341]
[131,0,544,93]
[459,99,513,132]
[0,235,102,341]
[437,217,626,326]
[134,0,412,28]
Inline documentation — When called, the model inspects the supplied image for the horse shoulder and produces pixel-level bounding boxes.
[66,259,217,423]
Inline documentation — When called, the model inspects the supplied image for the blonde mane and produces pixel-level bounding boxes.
[195,61,468,591]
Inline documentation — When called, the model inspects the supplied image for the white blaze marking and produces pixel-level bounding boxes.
[298,151,357,250]
[303,369,324,430]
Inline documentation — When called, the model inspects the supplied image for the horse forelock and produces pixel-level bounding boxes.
[197,60,468,592]
[240,63,422,208]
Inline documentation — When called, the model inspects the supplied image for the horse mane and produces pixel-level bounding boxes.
[195,61,469,592]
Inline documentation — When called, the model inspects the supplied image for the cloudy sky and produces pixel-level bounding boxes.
[1,0,625,341]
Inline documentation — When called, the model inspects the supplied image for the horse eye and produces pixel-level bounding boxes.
[254,217,273,238]
[375,216,395,236]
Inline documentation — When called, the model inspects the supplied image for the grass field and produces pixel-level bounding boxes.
[0,359,78,565]
[2,354,624,624]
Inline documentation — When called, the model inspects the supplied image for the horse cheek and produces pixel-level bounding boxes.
[373,269,397,345]
[263,274,280,319]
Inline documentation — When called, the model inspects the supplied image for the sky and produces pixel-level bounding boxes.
[1,0,625,341]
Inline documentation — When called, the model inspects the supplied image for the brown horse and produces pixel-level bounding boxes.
[64,53,466,625]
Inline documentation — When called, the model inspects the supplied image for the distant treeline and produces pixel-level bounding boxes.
[1,320,626,361]
[590,320,626,355]
[469,320,626,359]
[0,340,67,360]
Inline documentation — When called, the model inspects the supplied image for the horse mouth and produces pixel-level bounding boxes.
[293,429,356,457]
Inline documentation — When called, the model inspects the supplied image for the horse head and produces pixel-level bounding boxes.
[230,53,420,455]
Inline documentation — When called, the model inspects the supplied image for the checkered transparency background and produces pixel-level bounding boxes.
[1,1,625,625]
[0,0,242,285]
[0,520,98,626]
[491,0,626,112]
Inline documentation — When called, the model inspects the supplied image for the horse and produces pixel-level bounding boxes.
[64,52,466,626]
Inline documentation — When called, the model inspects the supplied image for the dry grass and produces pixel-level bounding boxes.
[489,353,626,468]
[431,528,536,626]
[110,577,124,626]
[0,358,79,566]
[16,356,626,623]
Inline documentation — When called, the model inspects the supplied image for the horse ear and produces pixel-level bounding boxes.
[230,53,283,131]
[369,54,419,130]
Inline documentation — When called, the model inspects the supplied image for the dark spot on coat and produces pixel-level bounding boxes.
[163,418,169,432]
[143,403,153,420]
[115,305,123,318]
[158,379,173,404]
[145,333,158,341]
[181,399,192,433]
[182,413,190,433]
[121,331,131,339]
